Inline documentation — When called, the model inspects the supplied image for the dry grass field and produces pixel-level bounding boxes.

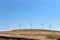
[0,29,60,40]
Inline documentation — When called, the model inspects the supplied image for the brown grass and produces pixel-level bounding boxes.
[0,29,60,40]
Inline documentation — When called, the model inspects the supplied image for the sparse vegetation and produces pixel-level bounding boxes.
[0,29,60,40]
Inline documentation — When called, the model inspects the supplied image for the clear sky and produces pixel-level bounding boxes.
[0,0,60,31]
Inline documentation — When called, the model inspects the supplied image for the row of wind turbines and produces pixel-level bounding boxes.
[7,22,52,31]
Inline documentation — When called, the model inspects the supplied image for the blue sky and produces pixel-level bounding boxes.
[0,0,60,31]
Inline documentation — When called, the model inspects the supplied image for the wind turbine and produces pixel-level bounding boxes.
[8,26,9,31]
[19,23,22,29]
[31,22,32,30]
[50,24,51,30]
[41,23,44,29]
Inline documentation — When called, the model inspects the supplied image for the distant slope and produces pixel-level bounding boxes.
[0,29,60,39]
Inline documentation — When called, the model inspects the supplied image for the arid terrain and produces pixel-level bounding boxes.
[0,29,60,40]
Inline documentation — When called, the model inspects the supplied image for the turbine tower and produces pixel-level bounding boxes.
[50,24,51,30]
[41,23,44,29]
[19,23,22,29]
[31,22,32,29]
[8,26,9,31]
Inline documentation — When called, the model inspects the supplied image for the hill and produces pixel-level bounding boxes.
[0,29,60,40]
